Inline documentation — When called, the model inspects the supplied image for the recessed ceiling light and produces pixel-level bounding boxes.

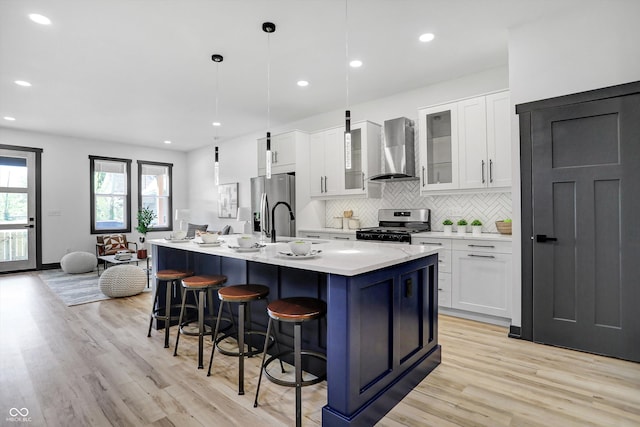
[349,60,362,68]
[419,33,435,43]
[212,122,221,127]
[164,140,172,144]
[297,80,309,87]
[15,80,32,87]
[29,13,52,25]
[3,116,16,121]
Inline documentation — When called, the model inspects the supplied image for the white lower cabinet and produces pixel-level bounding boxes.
[451,240,512,318]
[413,236,511,319]
[412,237,453,308]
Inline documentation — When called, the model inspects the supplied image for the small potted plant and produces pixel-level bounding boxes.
[471,219,483,237]
[442,219,453,235]
[136,207,157,258]
[456,219,468,235]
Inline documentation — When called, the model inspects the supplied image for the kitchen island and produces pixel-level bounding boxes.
[150,237,441,427]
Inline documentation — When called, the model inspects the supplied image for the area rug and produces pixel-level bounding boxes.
[38,269,150,307]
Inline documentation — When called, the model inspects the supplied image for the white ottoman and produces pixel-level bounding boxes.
[60,251,97,274]
[99,265,147,298]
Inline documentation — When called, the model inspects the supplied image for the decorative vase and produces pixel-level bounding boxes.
[137,249,148,259]
[457,226,466,236]
[472,226,482,237]
[443,225,452,235]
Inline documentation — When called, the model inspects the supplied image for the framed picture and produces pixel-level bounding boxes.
[218,183,238,218]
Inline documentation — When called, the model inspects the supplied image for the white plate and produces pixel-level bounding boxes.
[228,244,265,253]
[165,238,191,243]
[193,241,222,247]
[278,250,322,259]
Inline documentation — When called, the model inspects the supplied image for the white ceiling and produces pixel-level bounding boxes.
[0,0,578,152]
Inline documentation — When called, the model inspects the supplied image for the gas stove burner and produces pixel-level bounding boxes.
[356,208,431,243]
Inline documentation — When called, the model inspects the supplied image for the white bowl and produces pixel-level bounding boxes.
[170,230,187,240]
[200,233,219,243]
[289,240,311,256]
[237,236,257,248]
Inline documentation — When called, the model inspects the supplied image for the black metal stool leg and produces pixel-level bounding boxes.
[238,301,245,395]
[207,299,226,376]
[173,287,188,356]
[253,317,273,407]
[294,322,302,427]
[147,281,159,337]
[197,289,206,369]
[164,279,173,348]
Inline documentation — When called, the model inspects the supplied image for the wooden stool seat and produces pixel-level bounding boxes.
[182,274,227,288]
[174,274,228,369]
[254,296,327,427]
[156,269,193,281]
[148,269,193,348]
[218,284,270,302]
[208,283,278,395]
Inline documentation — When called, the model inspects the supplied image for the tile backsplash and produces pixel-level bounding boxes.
[325,181,512,233]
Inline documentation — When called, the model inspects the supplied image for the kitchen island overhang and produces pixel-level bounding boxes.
[149,238,441,426]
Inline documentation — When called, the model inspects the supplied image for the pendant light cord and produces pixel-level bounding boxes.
[215,61,220,137]
[345,0,349,110]
[267,32,271,131]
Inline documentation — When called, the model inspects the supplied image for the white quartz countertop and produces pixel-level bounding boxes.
[413,231,512,241]
[150,237,440,277]
[298,228,357,235]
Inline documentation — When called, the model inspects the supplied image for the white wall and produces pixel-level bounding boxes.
[188,66,510,233]
[0,127,188,264]
[508,1,640,327]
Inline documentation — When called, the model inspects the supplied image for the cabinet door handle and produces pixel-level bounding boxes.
[274,150,278,163]
[362,172,365,190]
[333,236,350,240]
[324,176,328,193]
[536,234,558,243]
[320,177,324,193]
[489,159,493,183]
[468,254,495,259]
[438,288,443,291]
[422,166,426,187]
[306,235,320,238]
[481,160,485,184]
[467,244,495,248]
[419,241,443,246]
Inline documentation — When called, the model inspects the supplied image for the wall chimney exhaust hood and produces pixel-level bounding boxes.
[369,117,418,181]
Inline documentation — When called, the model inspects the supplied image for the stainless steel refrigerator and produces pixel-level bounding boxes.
[250,173,295,239]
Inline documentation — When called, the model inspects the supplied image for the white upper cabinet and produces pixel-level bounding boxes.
[309,121,382,199]
[419,90,511,194]
[418,102,460,192]
[257,130,301,176]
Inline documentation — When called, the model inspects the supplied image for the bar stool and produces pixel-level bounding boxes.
[147,269,193,348]
[253,297,327,427]
[207,284,281,395]
[173,274,227,369]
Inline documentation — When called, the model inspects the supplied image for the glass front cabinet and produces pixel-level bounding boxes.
[418,102,459,192]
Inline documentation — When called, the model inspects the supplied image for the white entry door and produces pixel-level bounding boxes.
[0,149,37,272]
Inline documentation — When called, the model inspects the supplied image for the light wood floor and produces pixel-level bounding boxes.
[1,272,639,426]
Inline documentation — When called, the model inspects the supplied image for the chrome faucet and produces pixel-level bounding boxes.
[271,201,295,243]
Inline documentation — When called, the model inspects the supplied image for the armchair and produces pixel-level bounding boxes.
[96,234,138,257]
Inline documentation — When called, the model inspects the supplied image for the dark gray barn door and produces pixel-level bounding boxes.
[531,94,640,362]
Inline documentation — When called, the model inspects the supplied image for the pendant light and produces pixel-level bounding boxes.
[344,0,352,170]
[263,22,276,179]
[212,54,223,185]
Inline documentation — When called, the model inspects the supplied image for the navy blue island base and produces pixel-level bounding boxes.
[151,241,441,426]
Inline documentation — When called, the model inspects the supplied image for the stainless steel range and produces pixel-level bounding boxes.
[356,208,431,243]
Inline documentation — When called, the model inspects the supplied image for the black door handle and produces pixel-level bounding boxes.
[23,224,34,228]
[536,234,557,243]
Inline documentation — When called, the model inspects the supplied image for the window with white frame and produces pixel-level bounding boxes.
[90,156,131,234]
[137,161,173,231]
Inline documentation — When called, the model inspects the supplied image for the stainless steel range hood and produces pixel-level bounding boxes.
[369,117,418,181]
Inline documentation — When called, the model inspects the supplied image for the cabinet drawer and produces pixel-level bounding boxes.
[452,239,511,254]
[413,238,452,250]
[438,273,452,308]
